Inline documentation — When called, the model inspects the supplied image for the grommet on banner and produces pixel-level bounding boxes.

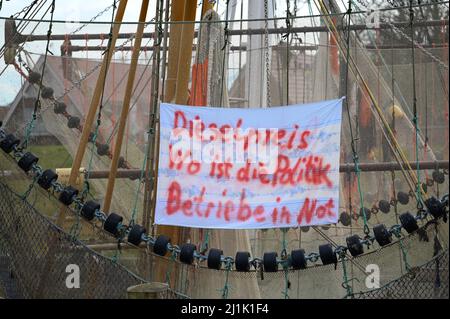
[54,102,67,114]
[399,212,419,233]
[235,251,251,271]
[179,243,196,265]
[0,133,20,153]
[373,224,392,246]
[263,252,278,272]
[339,212,351,226]
[67,116,80,129]
[41,86,54,99]
[207,248,223,270]
[97,144,109,156]
[18,152,39,172]
[58,186,79,206]
[378,199,391,214]
[103,213,123,236]
[290,249,307,269]
[128,224,146,246]
[319,243,337,266]
[397,191,410,205]
[81,200,100,221]
[37,169,58,190]
[153,235,170,256]
[346,234,364,257]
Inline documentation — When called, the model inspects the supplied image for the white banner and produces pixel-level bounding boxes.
[155,98,343,229]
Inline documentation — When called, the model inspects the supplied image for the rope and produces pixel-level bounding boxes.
[200,229,210,253]
[284,0,291,105]
[95,0,117,132]
[408,0,424,211]
[315,0,427,203]
[220,258,233,299]
[264,0,272,107]
[80,0,117,200]
[165,249,178,286]
[0,0,40,58]
[339,251,353,298]
[129,130,152,225]
[391,226,411,272]
[219,0,230,107]
[20,174,39,200]
[281,228,289,299]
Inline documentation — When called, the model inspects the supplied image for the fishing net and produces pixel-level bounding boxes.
[0,1,448,299]
[0,170,448,299]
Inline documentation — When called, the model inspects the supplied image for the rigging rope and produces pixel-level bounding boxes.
[0,0,48,78]
[219,0,230,107]
[21,0,55,150]
[264,0,272,107]
[0,0,40,57]
[281,228,290,299]
[338,248,353,298]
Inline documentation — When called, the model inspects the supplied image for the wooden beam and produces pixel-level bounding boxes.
[103,0,150,213]
[201,0,214,16]
[56,0,128,225]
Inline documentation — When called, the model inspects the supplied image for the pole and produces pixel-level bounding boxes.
[13,20,449,42]
[164,0,186,102]
[103,0,149,213]
[81,160,450,179]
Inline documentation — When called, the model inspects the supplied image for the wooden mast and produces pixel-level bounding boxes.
[56,0,128,225]
[102,0,150,213]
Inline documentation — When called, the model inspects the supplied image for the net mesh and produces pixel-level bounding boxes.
[0,0,448,299]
